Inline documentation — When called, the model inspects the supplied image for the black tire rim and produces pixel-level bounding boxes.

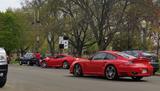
[106,66,116,80]
[63,62,69,69]
[0,77,6,88]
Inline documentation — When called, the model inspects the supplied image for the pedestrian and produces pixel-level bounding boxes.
[35,52,41,66]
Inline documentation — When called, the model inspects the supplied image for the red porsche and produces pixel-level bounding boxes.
[41,54,75,69]
[70,51,153,80]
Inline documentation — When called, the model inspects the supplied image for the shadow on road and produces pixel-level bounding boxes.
[65,75,148,82]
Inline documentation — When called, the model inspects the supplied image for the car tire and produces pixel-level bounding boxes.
[73,64,83,77]
[153,71,156,75]
[27,61,30,66]
[105,65,118,80]
[27,61,33,66]
[36,60,40,66]
[41,61,48,68]
[0,77,7,88]
[131,77,143,81]
[62,61,69,69]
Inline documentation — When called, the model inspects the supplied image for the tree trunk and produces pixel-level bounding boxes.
[97,41,107,51]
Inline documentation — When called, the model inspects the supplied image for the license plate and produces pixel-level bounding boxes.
[142,69,147,74]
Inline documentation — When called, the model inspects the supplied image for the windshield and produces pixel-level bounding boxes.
[117,52,136,59]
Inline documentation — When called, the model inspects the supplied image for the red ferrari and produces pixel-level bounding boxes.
[70,51,153,80]
[41,54,75,69]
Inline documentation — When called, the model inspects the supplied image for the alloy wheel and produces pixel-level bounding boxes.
[73,64,83,77]
[105,65,118,80]
[62,62,69,69]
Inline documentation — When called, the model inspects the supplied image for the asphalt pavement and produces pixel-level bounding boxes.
[1,65,160,91]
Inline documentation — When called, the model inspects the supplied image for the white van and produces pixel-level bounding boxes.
[0,48,8,88]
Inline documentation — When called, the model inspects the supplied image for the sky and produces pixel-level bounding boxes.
[0,0,22,12]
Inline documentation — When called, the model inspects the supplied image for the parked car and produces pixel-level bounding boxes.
[41,54,75,69]
[0,48,8,88]
[123,50,159,74]
[70,51,153,80]
[19,53,38,66]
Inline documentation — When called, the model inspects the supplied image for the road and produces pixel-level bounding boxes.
[1,65,160,91]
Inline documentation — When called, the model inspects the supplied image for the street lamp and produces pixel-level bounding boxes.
[141,20,147,50]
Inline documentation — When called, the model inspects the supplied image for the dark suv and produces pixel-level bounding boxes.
[19,53,38,66]
[123,50,159,74]
[0,48,8,88]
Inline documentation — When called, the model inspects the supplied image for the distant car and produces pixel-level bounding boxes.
[123,50,159,74]
[0,48,8,88]
[19,53,38,66]
[41,54,75,69]
[70,51,153,81]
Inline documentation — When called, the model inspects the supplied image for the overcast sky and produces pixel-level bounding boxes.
[0,0,22,12]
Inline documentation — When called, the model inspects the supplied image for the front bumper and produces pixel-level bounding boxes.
[0,65,8,78]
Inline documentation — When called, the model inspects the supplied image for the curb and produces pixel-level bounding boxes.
[155,73,160,76]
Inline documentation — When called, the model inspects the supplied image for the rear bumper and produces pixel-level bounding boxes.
[119,66,153,77]
[0,65,8,78]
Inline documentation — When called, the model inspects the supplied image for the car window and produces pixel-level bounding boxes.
[92,52,107,60]
[131,51,139,57]
[24,53,33,58]
[105,53,116,60]
[123,51,139,57]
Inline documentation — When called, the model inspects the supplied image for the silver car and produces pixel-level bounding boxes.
[0,48,8,88]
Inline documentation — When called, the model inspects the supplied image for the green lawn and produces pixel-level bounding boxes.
[10,60,19,64]
[157,69,160,73]
[157,61,160,73]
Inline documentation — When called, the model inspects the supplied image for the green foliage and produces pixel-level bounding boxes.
[0,11,20,53]
[0,0,159,56]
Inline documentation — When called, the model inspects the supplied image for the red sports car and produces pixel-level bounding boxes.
[41,54,75,69]
[70,51,153,80]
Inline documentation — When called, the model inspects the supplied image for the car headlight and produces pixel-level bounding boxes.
[0,54,7,65]
[0,55,5,60]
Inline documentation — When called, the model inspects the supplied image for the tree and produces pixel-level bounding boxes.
[58,1,95,56]
[112,0,155,51]
[65,0,130,50]
[0,11,20,54]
